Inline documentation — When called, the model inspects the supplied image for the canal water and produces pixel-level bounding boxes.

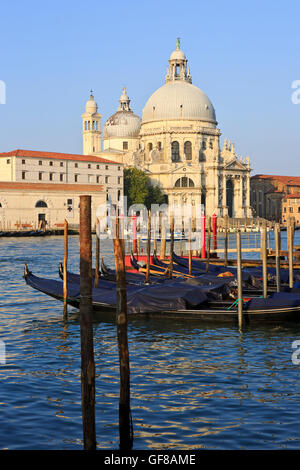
[1,233,300,450]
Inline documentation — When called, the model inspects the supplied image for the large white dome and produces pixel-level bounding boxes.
[142,80,216,124]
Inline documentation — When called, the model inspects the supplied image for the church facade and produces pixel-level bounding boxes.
[82,40,252,218]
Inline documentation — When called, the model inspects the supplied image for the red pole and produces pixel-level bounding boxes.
[201,213,206,259]
[132,214,137,254]
[212,214,217,250]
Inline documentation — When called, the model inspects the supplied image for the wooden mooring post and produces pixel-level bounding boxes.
[288,218,294,289]
[261,222,268,298]
[236,230,243,329]
[79,195,96,450]
[63,219,68,319]
[188,221,192,276]
[224,216,228,266]
[94,218,100,288]
[168,213,175,278]
[275,222,281,292]
[206,216,211,273]
[160,213,166,260]
[146,209,151,284]
[113,217,132,450]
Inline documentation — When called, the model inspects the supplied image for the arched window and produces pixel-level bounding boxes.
[184,141,192,160]
[35,200,48,208]
[171,141,180,162]
[174,177,195,188]
[148,143,153,152]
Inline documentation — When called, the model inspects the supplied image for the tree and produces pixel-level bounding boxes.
[124,168,166,209]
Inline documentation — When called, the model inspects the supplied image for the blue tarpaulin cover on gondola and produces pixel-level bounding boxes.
[244,292,300,310]
[25,272,213,314]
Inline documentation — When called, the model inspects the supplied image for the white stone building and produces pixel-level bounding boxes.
[0,149,123,229]
[82,40,252,218]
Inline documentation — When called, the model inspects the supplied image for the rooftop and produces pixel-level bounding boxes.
[0,149,121,165]
[251,174,300,186]
[283,193,300,200]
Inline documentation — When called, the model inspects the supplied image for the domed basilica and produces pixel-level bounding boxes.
[82,39,252,218]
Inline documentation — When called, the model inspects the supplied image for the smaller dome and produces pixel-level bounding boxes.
[103,110,141,139]
[170,49,186,61]
[85,92,98,114]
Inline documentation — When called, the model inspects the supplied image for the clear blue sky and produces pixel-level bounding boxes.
[0,0,299,175]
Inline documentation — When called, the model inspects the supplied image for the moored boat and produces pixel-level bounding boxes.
[24,264,300,324]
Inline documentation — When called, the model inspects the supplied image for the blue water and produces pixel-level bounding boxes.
[1,233,300,450]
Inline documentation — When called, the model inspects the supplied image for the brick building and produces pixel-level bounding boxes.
[250,174,300,221]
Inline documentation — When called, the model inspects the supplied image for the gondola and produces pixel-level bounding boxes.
[130,252,194,279]
[172,252,300,287]
[23,264,300,323]
[58,260,165,286]
[141,252,300,297]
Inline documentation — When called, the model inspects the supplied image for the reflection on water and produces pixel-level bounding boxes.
[0,234,300,449]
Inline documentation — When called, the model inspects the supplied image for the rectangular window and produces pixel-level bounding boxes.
[96,175,100,183]
[60,162,64,167]
[118,166,121,171]
[49,173,53,181]
[22,159,26,164]
[105,176,109,184]
[74,174,78,183]
[67,199,73,205]
[49,161,53,166]
[105,165,108,170]
[290,207,293,213]
[96,164,99,169]
[22,171,26,180]
[39,160,42,166]
[88,175,92,183]
[75,162,78,168]
[88,164,91,169]
[39,172,43,181]
[6,159,10,164]
[60,173,64,182]
[123,141,128,150]
[118,176,121,184]
[284,207,287,213]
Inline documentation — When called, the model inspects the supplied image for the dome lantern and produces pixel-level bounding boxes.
[165,38,192,84]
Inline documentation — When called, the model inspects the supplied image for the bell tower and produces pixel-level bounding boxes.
[82,90,101,155]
